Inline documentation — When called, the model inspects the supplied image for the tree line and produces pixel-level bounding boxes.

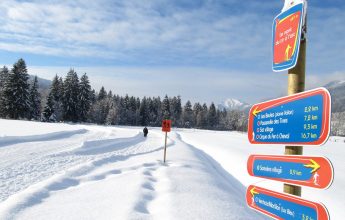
[0,59,41,120]
[0,58,248,131]
[1,58,345,136]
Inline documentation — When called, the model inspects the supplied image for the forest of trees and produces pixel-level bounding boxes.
[1,58,345,136]
[0,59,248,131]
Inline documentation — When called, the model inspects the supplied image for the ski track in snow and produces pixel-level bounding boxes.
[0,126,152,203]
[0,129,171,219]
[0,121,267,219]
[0,129,88,148]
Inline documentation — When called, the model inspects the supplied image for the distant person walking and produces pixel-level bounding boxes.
[143,127,148,137]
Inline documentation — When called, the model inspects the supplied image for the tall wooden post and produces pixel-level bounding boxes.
[284,14,307,196]
[163,131,168,163]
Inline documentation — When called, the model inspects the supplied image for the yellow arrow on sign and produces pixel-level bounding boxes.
[304,159,321,173]
[285,44,292,61]
[252,107,261,117]
[250,187,259,197]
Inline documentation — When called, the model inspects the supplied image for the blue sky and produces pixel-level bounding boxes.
[0,0,344,104]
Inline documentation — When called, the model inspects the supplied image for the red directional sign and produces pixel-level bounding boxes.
[247,155,334,189]
[246,185,330,220]
[248,88,331,146]
[273,3,304,71]
[162,119,172,132]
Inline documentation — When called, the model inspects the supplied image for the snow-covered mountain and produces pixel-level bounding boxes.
[217,98,250,111]
[324,80,345,89]
[324,80,345,112]
[29,75,51,90]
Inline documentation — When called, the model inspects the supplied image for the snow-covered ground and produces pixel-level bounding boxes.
[0,119,343,219]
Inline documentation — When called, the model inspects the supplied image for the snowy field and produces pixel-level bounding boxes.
[0,119,343,219]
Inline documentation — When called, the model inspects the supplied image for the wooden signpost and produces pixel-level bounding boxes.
[162,119,171,163]
[246,1,333,219]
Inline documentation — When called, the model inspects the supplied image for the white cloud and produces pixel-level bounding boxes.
[0,1,344,105]
[2,0,342,73]
[0,0,273,63]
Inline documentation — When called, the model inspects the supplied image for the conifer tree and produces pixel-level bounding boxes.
[63,69,80,122]
[42,92,56,122]
[135,97,141,125]
[208,103,217,129]
[106,107,118,125]
[98,87,107,101]
[47,75,64,121]
[201,103,208,128]
[139,97,148,126]
[128,96,137,125]
[29,76,41,120]
[170,96,182,127]
[0,66,9,117]
[3,59,30,119]
[90,89,96,104]
[193,102,202,128]
[182,100,193,128]
[79,73,91,122]
[162,95,170,120]
[107,90,113,99]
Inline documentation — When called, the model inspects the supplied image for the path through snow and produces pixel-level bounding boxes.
[0,120,265,219]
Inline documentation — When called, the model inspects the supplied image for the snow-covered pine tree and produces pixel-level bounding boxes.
[42,92,56,122]
[135,97,141,125]
[3,59,31,119]
[99,99,111,124]
[193,102,202,128]
[0,66,9,117]
[139,97,148,126]
[170,96,182,127]
[29,76,41,120]
[208,103,217,129]
[62,69,80,122]
[107,90,113,99]
[121,94,130,125]
[128,96,137,125]
[79,73,91,122]
[90,89,96,104]
[216,109,227,130]
[0,66,9,90]
[98,86,107,101]
[56,76,64,121]
[226,110,240,130]
[106,107,118,125]
[42,75,62,122]
[182,100,193,128]
[162,95,170,120]
[154,97,162,126]
[200,103,209,128]
[115,96,125,125]
[147,97,154,126]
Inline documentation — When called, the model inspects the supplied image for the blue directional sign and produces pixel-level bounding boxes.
[246,185,330,220]
[248,88,331,145]
[247,155,334,189]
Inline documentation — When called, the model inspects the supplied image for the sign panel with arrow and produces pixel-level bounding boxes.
[248,87,331,145]
[247,155,334,189]
[246,185,330,220]
[272,2,304,72]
